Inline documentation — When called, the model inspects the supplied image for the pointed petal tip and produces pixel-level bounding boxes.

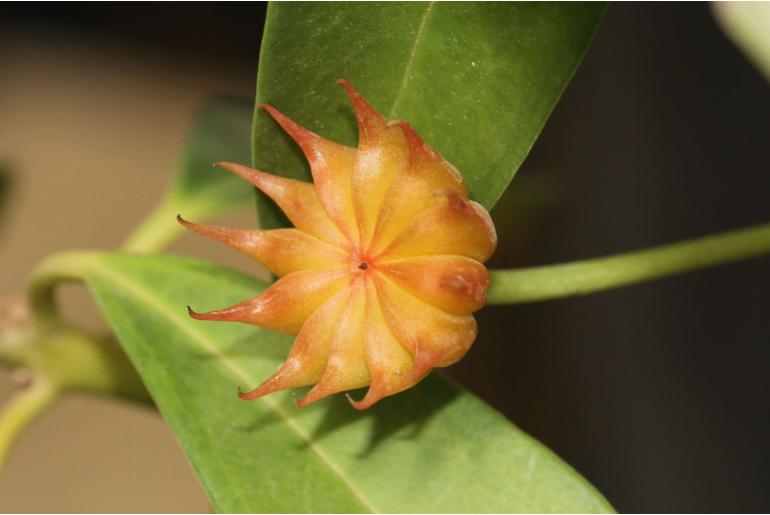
[336,79,362,102]
[336,79,364,104]
[187,305,232,322]
[213,161,250,172]
[336,79,385,124]
[257,102,279,116]
[257,103,324,152]
[173,217,256,252]
[212,160,240,171]
[213,162,272,190]
[335,78,351,89]
[294,395,313,408]
[335,79,362,100]
[177,214,193,229]
[237,385,266,401]
[295,386,329,408]
[347,391,381,411]
[187,305,221,322]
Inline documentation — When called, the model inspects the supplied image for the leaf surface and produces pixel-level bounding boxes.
[78,252,612,513]
[123,96,255,251]
[713,2,770,82]
[252,2,605,228]
[172,96,254,208]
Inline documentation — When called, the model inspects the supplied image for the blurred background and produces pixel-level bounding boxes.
[0,3,768,512]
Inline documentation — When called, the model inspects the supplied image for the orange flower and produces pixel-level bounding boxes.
[181,80,496,409]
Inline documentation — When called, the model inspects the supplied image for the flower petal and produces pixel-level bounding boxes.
[258,104,359,245]
[378,255,490,315]
[296,275,369,407]
[338,80,408,246]
[368,120,468,256]
[378,190,497,263]
[214,162,349,249]
[373,273,477,380]
[177,217,348,277]
[237,284,351,400]
[349,276,417,410]
[188,267,351,335]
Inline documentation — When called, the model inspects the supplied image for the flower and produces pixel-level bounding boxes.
[181,80,496,409]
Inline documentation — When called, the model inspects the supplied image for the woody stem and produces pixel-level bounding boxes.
[486,221,770,304]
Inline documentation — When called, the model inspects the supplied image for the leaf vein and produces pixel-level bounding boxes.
[89,262,379,514]
[387,1,436,118]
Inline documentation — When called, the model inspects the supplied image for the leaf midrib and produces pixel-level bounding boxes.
[88,259,379,514]
[387,1,436,119]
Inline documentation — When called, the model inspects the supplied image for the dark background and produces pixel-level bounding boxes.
[2,3,769,513]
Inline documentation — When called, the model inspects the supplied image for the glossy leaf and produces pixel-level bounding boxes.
[123,96,255,252]
[253,2,605,228]
[77,252,612,513]
[713,2,770,82]
[172,96,254,205]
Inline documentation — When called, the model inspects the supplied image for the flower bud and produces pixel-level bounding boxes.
[183,80,496,409]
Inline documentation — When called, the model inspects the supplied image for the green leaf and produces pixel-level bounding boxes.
[172,96,255,205]
[123,96,255,252]
[72,252,612,513]
[713,2,770,82]
[253,2,605,228]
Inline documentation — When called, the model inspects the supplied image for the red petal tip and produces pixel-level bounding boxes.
[336,79,386,131]
[213,162,272,191]
[295,390,323,408]
[349,389,387,410]
[257,103,278,115]
[257,103,322,152]
[346,392,370,411]
[237,386,264,401]
[336,79,362,100]
[187,306,224,322]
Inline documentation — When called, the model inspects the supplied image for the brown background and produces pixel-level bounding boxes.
[1,4,769,513]
[0,7,262,512]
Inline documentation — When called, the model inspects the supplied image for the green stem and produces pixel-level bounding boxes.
[22,251,150,402]
[122,197,183,254]
[0,377,59,471]
[487,221,770,304]
[28,251,101,322]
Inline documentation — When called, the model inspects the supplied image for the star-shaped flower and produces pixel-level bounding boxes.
[181,80,496,409]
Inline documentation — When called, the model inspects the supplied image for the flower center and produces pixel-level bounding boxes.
[358,262,369,270]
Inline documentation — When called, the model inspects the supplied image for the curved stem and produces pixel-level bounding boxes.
[487,221,770,305]
[0,249,151,477]
[28,251,102,322]
[0,377,59,472]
